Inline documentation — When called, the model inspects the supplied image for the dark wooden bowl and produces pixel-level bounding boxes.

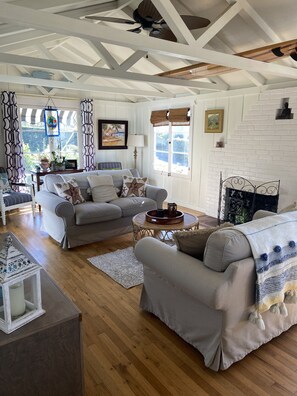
[145,210,184,225]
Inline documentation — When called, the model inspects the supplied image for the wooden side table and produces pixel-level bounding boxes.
[132,211,199,246]
[0,233,84,396]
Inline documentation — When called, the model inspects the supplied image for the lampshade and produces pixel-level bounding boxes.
[127,134,144,148]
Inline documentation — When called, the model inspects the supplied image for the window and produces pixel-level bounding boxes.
[20,108,79,171]
[152,107,191,176]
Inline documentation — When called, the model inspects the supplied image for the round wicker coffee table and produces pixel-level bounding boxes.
[132,211,199,246]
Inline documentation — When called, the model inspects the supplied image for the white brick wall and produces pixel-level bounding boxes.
[206,87,297,217]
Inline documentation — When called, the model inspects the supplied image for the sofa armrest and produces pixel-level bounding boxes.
[252,210,276,220]
[35,190,75,217]
[135,237,255,311]
[145,184,167,208]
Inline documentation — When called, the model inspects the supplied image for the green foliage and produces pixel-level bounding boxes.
[23,143,38,171]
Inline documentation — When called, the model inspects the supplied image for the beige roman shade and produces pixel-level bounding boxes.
[150,110,169,126]
[168,107,190,125]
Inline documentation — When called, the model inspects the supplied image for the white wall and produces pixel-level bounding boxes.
[206,86,297,217]
[135,91,259,212]
[93,100,136,170]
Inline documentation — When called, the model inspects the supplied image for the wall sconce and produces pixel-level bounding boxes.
[0,234,45,334]
[127,134,145,169]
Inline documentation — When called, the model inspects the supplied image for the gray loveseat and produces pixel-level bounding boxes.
[135,210,297,371]
[36,169,167,249]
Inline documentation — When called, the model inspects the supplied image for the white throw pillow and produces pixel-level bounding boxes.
[87,174,118,203]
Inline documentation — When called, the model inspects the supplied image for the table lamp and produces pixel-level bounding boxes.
[127,134,144,169]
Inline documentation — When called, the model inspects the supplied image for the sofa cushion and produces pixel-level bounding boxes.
[44,174,64,193]
[204,228,252,272]
[63,171,99,201]
[98,169,133,190]
[173,223,233,260]
[87,174,118,203]
[54,178,85,205]
[121,176,147,197]
[74,202,122,225]
[110,197,156,217]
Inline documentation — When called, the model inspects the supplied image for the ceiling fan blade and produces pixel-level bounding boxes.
[180,15,210,29]
[85,16,136,24]
[149,28,177,42]
[127,27,142,33]
[137,0,162,22]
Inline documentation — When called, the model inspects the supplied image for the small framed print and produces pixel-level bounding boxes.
[205,109,224,133]
[98,119,128,150]
[65,159,78,169]
[44,108,60,137]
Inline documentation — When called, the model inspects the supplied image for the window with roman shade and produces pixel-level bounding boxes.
[151,107,192,176]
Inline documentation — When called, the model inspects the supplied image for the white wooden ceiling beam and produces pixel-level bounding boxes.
[195,2,242,48]
[0,73,173,98]
[150,0,195,45]
[87,40,120,70]
[0,31,64,50]
[0,52,225,90]
[15,65,49,95]
[1,3,297,79]
[209,36,266,87]
[120,50,147,71]
[37,45,78,82]
[0,2,118,37]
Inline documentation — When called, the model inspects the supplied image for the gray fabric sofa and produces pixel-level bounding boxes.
[35,169,167,249]
[135,210,297,371]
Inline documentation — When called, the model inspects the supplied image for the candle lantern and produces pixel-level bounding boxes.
[0,235,45,334]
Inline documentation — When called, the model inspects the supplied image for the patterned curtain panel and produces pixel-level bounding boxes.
[0,91,25,184]
[80,99,95,171]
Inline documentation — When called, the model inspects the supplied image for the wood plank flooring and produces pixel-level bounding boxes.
[2,208,297,396]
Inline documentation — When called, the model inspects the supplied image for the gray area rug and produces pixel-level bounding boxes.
[87,247,143,289]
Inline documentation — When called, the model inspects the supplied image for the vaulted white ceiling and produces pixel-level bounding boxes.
[0,0,296,102]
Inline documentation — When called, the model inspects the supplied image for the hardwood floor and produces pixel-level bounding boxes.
[2,209,297,396]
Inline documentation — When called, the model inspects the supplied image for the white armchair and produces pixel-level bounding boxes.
[0,168,35,226]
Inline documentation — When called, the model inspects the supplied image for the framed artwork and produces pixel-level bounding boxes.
[44,108,60,137]
[204,109,224,133]
[65,159,78,169]
[98,119,128,150]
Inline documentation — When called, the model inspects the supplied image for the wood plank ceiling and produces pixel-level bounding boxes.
[0,0,296,102]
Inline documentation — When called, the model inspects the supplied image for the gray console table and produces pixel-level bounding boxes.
[0,233,84,396]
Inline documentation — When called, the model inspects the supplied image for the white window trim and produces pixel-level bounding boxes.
[152,109,193,180]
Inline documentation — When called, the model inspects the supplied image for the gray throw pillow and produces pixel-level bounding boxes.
[173,222,233,261]
[0,172,11,193]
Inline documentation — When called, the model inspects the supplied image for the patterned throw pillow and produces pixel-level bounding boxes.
[121,176,147,197]
[54,178,85,205]
[0,173,11,193]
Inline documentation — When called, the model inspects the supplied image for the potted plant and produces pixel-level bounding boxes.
[51,151,65,171]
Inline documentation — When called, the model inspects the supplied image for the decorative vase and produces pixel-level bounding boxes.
[40,160,49,172]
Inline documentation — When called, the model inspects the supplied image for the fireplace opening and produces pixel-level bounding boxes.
[218,173,280,225]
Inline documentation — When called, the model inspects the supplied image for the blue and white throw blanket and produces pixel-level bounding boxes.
[235,212,297,330]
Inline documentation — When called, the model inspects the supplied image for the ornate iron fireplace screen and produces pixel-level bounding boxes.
[218,173,280,225]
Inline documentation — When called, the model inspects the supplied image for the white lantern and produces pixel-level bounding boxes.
[0,235,45,334]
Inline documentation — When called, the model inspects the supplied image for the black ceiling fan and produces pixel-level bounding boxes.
[85,0,210,42]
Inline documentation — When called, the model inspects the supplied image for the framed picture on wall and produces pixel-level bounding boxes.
[98,119,128,149]
[44,108,60,137]
[204,109,224,133]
